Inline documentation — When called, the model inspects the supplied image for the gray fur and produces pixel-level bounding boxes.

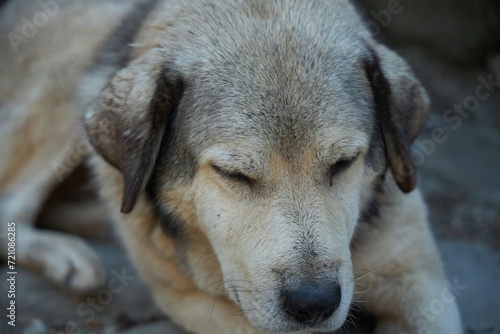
[84,1,433,333]
[0,0,458,333]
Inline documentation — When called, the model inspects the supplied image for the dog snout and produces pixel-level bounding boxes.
[283,281,342,325]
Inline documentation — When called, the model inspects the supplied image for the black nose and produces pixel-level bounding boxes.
[283,282,341,325]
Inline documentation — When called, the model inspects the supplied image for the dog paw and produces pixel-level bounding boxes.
[19,228,106,293]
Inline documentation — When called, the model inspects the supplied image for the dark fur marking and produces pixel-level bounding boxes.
[365,101,384,169]
[145,171,185,238]
[106,66,184,213]
[145,179,184,239]
[363,46,417,193]
[359,196,379,224]
[363,49,392,159]
[91,0,160,70]
[234,287,242,307]
[359,172,386,224]
[358,49,391,225]
[144,68,186,238]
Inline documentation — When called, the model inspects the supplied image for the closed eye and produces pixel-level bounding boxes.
[330,157,357,180]
[212,164,254,185]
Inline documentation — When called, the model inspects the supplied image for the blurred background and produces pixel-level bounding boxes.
[1,0,499,333]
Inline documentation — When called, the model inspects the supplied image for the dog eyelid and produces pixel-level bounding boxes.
[329,154,358,179]
[211,164,254,185]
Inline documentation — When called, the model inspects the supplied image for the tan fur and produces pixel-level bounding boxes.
[0,0,142,293]
[0,0,462,332]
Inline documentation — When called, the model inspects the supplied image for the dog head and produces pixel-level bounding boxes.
[85,0,429,332]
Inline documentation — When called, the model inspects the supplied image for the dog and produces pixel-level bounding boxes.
[0,0,463,333]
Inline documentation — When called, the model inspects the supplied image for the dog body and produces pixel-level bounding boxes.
[1,0,462,333]
[0,0,146,292]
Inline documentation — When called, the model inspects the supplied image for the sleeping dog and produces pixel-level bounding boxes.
[0,0,462,333]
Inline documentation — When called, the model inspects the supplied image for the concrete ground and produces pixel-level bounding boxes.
[1,41,499,334]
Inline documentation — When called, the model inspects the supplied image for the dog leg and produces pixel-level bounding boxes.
[352,189,463,334]
[114,218,266,334]
[0,153,105,294]
[151,286,266,334]
[13,224,106,293]
[142,268,268,334]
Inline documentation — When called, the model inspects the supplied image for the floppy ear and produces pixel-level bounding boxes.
[85,53,183,214]
[365,44,430,193]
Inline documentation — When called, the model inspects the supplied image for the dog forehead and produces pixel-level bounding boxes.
[159,0,371,77]
[156,0,375,154]
[181,78,374,162]
[180,46,374,154]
